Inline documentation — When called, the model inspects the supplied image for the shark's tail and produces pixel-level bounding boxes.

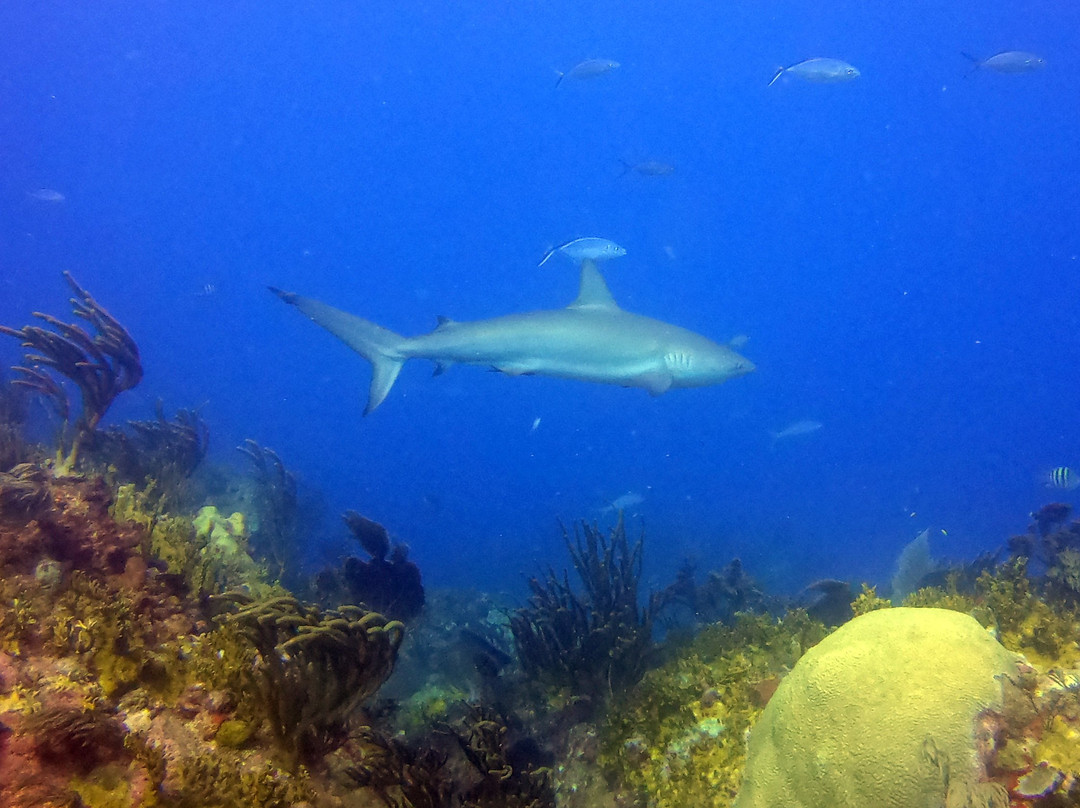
[269,287,407,415]
[768,66,785,86]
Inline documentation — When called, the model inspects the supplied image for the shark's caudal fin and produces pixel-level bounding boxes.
[269,287,406,415]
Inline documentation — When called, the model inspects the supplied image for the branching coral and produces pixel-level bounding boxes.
[0,272,142,473]
[90,404,210,509]
[452,705,555,808]
[347,726,454,808]
[0,372,32,472]
[510,517,655,712]
[346,708,554,808]
[655,557,775,627]
[220,593,404,769]
[237,439,298,583]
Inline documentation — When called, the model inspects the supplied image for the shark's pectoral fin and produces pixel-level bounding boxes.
[636,371,674,396]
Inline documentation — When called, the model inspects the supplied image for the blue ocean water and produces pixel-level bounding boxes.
[1,0,1077,598]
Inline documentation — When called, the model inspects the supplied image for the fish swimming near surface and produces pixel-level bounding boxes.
[769,419,823,447]
[270,259,756,415]
[962,51,1046,74]
[555,58,620,87]
[768,58,860,86]
[1044,466,1080,491]
[538,237,626,268]
[620,159,675,177]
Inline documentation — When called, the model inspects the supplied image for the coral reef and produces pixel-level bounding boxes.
[0,272,142,473]
[6,379,1080,808]
[510,518,655,714]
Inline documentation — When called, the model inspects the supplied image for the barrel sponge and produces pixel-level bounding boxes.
[734,607,1020,808]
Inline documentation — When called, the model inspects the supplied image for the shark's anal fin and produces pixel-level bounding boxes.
[433,360,456,376]
[569,259,619,310]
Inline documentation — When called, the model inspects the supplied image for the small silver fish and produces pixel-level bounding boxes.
[769,419,824,446]
[963,51,1046,74]
[538,237,626,267]
[1044,466,1080,490]
[769,58,860,87]
[620,159,675,177]
[556,58,620,87]
[728,334,750,350]
[600,491,645,514]
[27,188,66,202]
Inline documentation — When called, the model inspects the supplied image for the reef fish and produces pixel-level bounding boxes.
[538,237,626,268]
[271,260,755,414]
[556,58,620,87]
[962,51,1046,73]
[1044,467,1080,491]
[769,58,860,86]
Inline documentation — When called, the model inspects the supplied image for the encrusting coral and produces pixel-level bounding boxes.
[599,610,826,808]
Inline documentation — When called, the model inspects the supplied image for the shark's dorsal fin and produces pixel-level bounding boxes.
[569,259,619,310]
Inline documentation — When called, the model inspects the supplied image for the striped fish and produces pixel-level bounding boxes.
[1045,466,1080,490]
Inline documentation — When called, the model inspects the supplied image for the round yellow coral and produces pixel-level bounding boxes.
[734,607,1020,808]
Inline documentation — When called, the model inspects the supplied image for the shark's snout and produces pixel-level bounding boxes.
[734,357,756,376]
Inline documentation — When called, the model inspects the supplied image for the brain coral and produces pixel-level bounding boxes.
[733,607,1020,808]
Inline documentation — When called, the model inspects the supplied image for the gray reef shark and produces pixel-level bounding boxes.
[270,260,755,414]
